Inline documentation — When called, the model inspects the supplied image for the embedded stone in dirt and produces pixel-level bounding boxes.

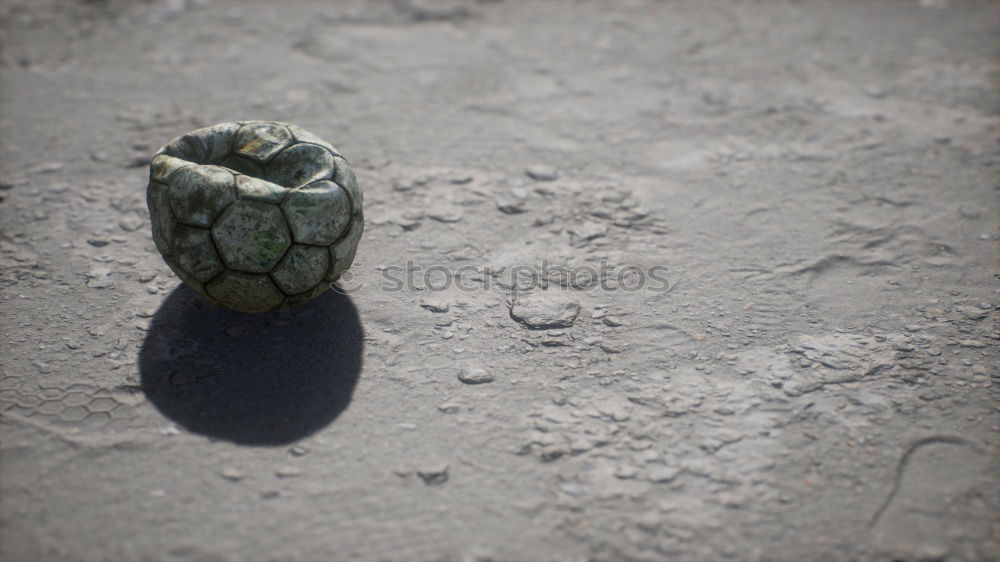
[420,298,450,313]
[509,293,580,329]
[458,367,494,385]
[525,164,558,182]
[417,464,449,485]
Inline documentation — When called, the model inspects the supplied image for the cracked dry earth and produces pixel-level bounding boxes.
[1,1,999,561]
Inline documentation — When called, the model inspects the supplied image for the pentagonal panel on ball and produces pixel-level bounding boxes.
[205,270,285,313]
[163,255,207,295]
[161,122,239,165]
[147,181,177,257]
[235,174,288,204]
[281,181,351,246]
[332,156,363,214]
[171,225,225,282]
[265,143,336,188]
[167,165,237,228]
[270,244,329,296]
[221,155,264,179]
[326,215,364,282]
[149,154,191,184]
[282,283,329,309]
[211,200,291,273]
[194,122,240,164]
[233,122,293,163]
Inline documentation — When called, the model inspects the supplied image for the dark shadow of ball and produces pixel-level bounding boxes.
[138,284,363,446]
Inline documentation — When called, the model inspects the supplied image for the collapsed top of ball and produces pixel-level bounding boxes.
[147,121,364,313]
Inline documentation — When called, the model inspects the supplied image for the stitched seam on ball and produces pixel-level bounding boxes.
[208,199,238,270]
[201,267,227,289]
[269,221,295,276]
[267,270,295,298]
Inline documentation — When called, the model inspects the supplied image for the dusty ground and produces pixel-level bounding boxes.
[1,0,999,560]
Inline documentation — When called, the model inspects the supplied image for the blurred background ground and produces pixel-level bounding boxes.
[1,0,998,560]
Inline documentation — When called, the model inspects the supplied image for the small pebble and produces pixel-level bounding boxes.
[437,402,460,414]
[417,464,449,485]
[525,164,558,182]
[427,208,463,223]
[221,468,245,482]
[119,213,144,232]
[420,299,450,313]
[602,316,623,327]
[648,465,681,483]
[958,340,986,348]
[958,206,981,219]
[496,199,526,214]
[509,293,580,329]
[458,367,494,385]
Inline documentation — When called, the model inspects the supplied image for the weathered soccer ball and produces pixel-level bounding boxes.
[146,121,363,313]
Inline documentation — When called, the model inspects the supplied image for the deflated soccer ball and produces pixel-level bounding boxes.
[146,121,363,313]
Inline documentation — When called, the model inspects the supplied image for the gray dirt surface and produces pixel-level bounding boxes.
[1,0,998,561]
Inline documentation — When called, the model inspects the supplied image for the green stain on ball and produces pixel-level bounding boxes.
[148,121,363,313]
